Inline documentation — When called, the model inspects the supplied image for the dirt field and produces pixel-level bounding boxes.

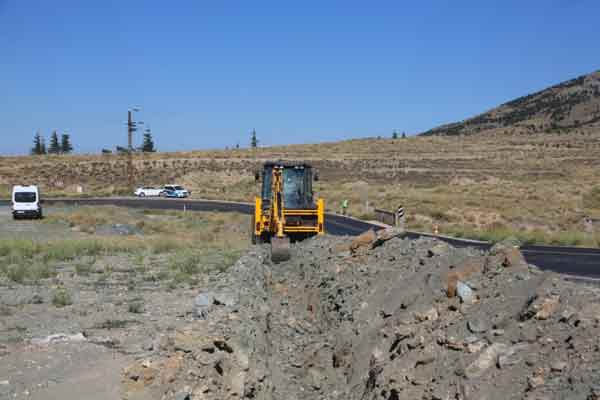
[0,206,249,399]
[1,131,600,245]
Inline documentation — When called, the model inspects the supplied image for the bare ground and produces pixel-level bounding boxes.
[0,206,249,399]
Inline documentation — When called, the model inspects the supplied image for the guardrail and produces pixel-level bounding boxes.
[374,208,396,226]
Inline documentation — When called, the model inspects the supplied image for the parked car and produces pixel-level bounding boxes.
[134,186,165,197]
[12,185,43,219]
[162,185,190,198]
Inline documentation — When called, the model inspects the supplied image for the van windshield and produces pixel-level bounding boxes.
[15,192,36,203]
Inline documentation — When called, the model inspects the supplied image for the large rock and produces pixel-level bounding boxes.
[497,343,529,369]
[350,229,377,254]
[465,343,508,379]
[521,294,560,321]
[467,319,488,334]
[456,281,474,303]
[428,241,452,257]
[447,257,485,297]
[414,307,439,322]
[213,290,238,307]
[487,238,527,269]
[194,292,214,319]
[372,227,406,248]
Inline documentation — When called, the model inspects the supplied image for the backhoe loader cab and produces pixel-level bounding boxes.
[253,161,325,262]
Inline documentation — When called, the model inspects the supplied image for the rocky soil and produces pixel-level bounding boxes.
[122,230,600,400]
[0,206,248,399]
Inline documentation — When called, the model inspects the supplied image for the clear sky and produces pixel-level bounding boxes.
[1,0,598,155]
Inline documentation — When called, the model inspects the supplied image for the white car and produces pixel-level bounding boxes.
[162,185,190,198]
[134,186,165,197]
[12,185,43,219]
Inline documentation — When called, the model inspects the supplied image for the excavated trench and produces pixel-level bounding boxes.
[123,232,600,400]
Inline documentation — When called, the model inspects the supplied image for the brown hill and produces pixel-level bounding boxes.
[422,70,600,136]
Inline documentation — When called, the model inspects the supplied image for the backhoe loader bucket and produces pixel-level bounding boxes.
[271,236,291,263]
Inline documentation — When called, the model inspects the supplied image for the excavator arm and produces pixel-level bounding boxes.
[269,167,291,262]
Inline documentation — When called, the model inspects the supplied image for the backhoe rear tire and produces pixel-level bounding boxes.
[251,216,262,245]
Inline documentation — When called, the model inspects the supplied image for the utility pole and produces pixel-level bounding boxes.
[126,108,143,191]
[128,110,133,151]
[127,110,134,191]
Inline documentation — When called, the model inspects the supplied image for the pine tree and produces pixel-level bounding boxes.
[250,129,258,148]
[141,129,156,152]
[392,131,398,140]
[61,133,73,153]
[48,131,61,154]
[31,131,43,155]
[401,131,407,139]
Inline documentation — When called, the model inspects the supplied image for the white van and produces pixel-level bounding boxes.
[12,185,43,219]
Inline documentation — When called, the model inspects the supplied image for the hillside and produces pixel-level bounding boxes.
[422,70,600,136]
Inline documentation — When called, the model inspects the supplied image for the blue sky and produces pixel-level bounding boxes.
[1,0,598,155]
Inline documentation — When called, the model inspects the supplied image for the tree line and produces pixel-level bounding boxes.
[102,130,156,154]
[31,127,405,155]
[30,129,157,155]
[31,131,73,155]
[392,130,407,139]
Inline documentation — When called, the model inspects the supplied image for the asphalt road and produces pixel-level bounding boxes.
[2,197,600,278]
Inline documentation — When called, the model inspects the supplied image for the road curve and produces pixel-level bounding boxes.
[2,197,600,278]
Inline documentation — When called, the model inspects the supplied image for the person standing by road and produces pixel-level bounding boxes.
[341,199,349,215]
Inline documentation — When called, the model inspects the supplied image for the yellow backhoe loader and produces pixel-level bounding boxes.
[252,161,325,262]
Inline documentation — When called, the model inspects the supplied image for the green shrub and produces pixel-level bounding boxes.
[94,319,129,329]
[1,262,55,283]
[6,265,27,284]
[0,240,40,259]
[170,252,203,275]
[75,258,95,276]
[52,288,73,308]
[29,263,55,281]
[128,298,144,314]
[150,239,183,254]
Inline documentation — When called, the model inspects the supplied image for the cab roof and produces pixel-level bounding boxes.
[263,160,313,169]
[13,185,38,191]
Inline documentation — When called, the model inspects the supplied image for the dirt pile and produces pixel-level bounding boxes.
[122,231,600,400]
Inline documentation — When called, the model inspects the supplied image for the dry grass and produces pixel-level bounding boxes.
[0,206,250,283]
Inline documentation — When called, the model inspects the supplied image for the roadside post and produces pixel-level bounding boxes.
[395,205,405,229]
